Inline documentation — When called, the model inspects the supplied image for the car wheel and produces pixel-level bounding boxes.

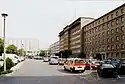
[81,69,85,73]
[64,66,67,71]
[70,68,74,73]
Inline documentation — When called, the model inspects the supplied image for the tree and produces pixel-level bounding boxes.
[0,38,4,56]
[39,50,45,56]
[6,45,17,54]
[17,49,25,56]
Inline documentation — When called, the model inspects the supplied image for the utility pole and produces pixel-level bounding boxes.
[1,13,8,71]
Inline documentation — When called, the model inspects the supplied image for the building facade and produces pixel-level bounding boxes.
[5,38,39,56]
[59,17,94,55]
[49,41,59,55]
[82,3,125,59]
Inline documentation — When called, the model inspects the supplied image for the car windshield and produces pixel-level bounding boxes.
[74,60,85,64]
[102,64,114,68]
[51,57,58,59]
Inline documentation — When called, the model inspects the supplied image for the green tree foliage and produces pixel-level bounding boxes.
[0,57,15,71]
[39,50,45,56]
[0,38,4,56]
[17,49,25,56]
[6,45,17,54]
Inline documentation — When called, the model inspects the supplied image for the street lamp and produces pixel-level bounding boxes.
[1,13,8,71]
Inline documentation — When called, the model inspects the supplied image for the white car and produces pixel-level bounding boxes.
[64,58,86,73]
[58,58,66,65]
[43,57,49,62]
[49,56,59,65]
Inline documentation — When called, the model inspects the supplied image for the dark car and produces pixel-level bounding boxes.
[117,61,125,74]
[97,63,117,77]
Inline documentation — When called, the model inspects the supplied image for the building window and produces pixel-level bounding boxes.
[98,33,100,38]
[121,35,125,40]
[102,39,105,43]
[107,22,110,27]
[116,36,119,41]
[116,27,119,32]
[111,21,114,26]
[121,8,124,14]
[111,14,114,18]
[121,44,125,49]
[95,22,97,26]
[102,18,104,22]
[95,28,97,32]
[111,37,114,42]
[111,29,114,34]
[111,45,115,50]
[95,41,98,44]
[116,45,119,49]
[98,20,100,24]
[107,16,109,20]
[107,45,110,50]
[116,11,118,16]
[121,16,124,23]
[107,38,110,43]
[95,35,97,39]
[107,30,110,35]
[102,32,105,36]
[116,19,119,24]
[121,26,124,31]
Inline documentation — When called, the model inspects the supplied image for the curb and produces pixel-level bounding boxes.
[0,60,25,77]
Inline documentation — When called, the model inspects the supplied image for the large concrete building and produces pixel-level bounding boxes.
[49,41,59,55]
[59,17,94,55]
[59,3,125,59]
[82,3,125,59]
[5,38,39,56]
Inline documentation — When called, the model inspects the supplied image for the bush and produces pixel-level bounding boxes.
[0,57,15,71]
[1,70,13,74]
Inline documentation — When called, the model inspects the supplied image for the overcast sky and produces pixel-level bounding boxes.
[0,0,124,49]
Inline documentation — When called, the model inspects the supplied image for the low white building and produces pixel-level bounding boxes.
[49,41,59,55]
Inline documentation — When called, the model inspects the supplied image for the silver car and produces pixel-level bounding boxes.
[49,56,59,65]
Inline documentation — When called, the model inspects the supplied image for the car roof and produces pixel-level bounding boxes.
[66,58,84,60]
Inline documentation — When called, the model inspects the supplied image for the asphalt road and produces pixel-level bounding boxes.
[0,59,125,84]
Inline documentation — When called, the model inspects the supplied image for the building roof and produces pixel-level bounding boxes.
[82,3,125,28]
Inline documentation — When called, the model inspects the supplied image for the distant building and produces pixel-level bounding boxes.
[5,38,39,56]
[82,3,125,59]
[59,3,125,59]
[49,41,59,55]
[59,17,94,55]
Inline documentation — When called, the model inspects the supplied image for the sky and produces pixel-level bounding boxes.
[0,0,124,49]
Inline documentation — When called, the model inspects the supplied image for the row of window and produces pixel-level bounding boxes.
[84,44,125,52]
[85,35,125,46]
[84,16,124,33]
[84,26,125,41]
[84,8,124,31]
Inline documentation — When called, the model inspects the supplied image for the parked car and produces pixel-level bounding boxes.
[1,54,20,64]
[58,58,66,65]
[117,61,125,74]
[49,56,59,65]
[34,56,43,60]
[64,58,86,73]
[97,63,117,77]
[43,56,49,62]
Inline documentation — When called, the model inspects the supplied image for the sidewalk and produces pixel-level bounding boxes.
[5,60,25,76]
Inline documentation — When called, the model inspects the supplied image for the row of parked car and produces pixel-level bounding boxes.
[0,54,26,66]
[41,56,125,77]
[97,58,125,77]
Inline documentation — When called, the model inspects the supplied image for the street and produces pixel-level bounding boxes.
[0,59,125,84]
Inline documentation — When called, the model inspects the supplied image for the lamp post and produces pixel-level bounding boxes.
[1,13,8,71]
